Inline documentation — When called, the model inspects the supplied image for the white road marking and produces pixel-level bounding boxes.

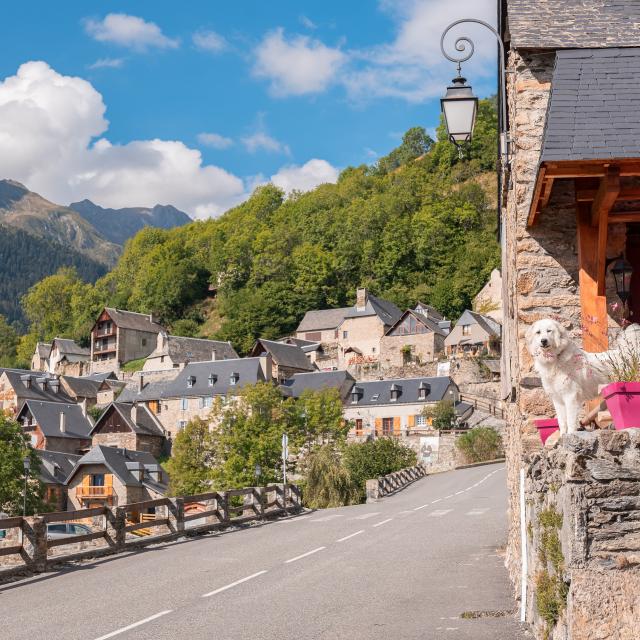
[431,498,442,504]
[353,512,380,520]
[372,518,393,528]
[311,514,344,522]
[455,490,464,495]
[443,494,454,499]
[413,504,430,511]
[466,508,490,516]
[93,610,172,640]
[202,571,268,597]
[429,509,453,517]
[337,530,364,542]
[285,547,326,563]
[397,510,414,515]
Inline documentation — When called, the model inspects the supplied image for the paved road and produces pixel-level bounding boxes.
[1,463,527,640]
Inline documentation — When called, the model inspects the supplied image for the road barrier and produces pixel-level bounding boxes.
[365,464,427,503]
[0,483,301,580]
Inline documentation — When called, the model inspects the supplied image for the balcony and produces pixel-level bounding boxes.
[76,485,114,499]
[92,346,117,356]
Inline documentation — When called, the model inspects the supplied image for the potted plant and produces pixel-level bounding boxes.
[601,333,640,429]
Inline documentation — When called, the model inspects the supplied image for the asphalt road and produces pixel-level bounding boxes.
[0,463,528,640]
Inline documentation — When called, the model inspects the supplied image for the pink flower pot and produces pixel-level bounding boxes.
[602,382,640,430]
[534,418,559,444]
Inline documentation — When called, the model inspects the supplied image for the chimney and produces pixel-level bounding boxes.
[59,411,66,433]
[149,312,155,325]
[131,403,138,425]
[356,287,367,310]
[138,374,144,393]
[80,398,87,418]
[259,353,273,381]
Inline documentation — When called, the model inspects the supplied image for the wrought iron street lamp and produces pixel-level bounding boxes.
[22,456,31,517]
[610,257,633,304]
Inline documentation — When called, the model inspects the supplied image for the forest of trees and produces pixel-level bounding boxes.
[3,99,499,362]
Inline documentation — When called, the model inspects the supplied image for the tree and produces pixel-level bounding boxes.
[456,427,503,463]
[303,444,358,509]
[296,387,349,450]
[0,414,44,516]
[377,127,435,174]
[422,400,457,430]
[166,418,216,496]
[0,314,18,367]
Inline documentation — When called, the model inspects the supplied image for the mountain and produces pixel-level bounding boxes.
[68,200,192,246]
[0,224,107,327]
[0,180,120,266]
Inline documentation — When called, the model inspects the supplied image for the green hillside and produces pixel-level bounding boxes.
[14,99,499,357]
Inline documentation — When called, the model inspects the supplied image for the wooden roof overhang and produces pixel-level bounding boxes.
[527,158,640,352]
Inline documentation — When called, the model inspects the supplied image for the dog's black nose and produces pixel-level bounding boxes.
[541,338,549,347]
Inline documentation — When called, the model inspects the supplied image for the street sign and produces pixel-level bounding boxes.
[282,433,289,484]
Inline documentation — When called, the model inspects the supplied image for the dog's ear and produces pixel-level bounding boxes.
[555,322,570,350]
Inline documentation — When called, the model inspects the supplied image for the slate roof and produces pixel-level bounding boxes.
[91,402,165,437]
[2,371,74,403]
[280,370,356,400]
[414,303,444,321]
[19,400,93,439]
[296,307,351,332]
[51,338,90,357]
[35,343,52,359]
[36,450,81,486]
[250,339,315,371]
[60,375,102,399]
[101,308,164,333]
[117,379,173,403]
[505,0,640,50]
[84,371,119,381]
[540,48,640,162]
[349,377,456,407]
[66,445,167,491]
[161,335,238,363]
[344,294,403,327]
[384,309,448,337]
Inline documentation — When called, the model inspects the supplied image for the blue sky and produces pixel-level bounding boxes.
[0,0,496,218]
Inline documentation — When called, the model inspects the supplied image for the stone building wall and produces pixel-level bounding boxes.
[91,432,163,458]
[379,331,443,368]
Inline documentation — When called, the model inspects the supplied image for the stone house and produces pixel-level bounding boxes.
[295,307,350,344]
[59,375,102,408]
[17,399,92,454]
[249,339,315,382]
[0,371,73,416]
[90,402,166,457]
[498,0,640,634]
[31,342,51,372]
[36,449,81,511]
[380,309,447,367]
[118,356,271,439]
[473,269,503,322]
[277,337,334,370]
[343,376,468,439]
[65,445,167,511]
[47,338,90,376]
[280,370,356,401]
[90,307,164,373]
[143,332,238,372]
[444,310,501,357]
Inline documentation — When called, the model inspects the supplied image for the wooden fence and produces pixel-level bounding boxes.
[0,483,301,578]
[459,393,505,419]
[365,464,427,503]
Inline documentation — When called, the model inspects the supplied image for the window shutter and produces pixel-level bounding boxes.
[82,474,90,488]
[408,415,415,428]
[374,418,382,436]
[105,474,113,488]
[393,417,401,434]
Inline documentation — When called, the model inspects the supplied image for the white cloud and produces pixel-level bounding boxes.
[253,28,345,96]
[88,57,125,69]
[197,132,234,149]
[192,29,227,53]
[84,13,179,51]
[241,131,290,155]
[299,15,317,29]
[269,159,339,193]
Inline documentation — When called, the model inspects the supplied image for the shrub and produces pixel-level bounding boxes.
[455,427,503,463]
[303,445,358,509]
[422,400,456,430]
[343,438,417,502]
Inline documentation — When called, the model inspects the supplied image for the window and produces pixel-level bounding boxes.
[305,332,322,341]
[208,374,217,387]
[199,397,213,409]
[371,393,380,402]
[180,397,188,411]
[372,347,376,354]
[187,376,196,388]
[462,325,470,336]
[177,420,187,431]
[142,338,147,347]
[91,474,104,487]
[343,331,348,339]
[416,415,427,427]
[230,373,239,385]
[355,419,363,436]
[160,355,165,363]
[382,418,394,436]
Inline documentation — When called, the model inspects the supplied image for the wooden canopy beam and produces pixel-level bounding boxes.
[591,166,620,295]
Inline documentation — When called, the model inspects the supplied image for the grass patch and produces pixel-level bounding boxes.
[121,357,146,372]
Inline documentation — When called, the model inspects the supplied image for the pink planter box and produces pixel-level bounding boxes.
[534,418,559,444]
[602,382,640,430]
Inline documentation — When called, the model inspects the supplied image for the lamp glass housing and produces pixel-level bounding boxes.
[611,257,633,303]
[440,75,478,146]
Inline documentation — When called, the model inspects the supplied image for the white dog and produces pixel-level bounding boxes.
[527,319,610,434]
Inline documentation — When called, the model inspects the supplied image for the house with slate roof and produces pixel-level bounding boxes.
[31,342,52,372]
[280,370,356,402]
[48,337,90,376]
[17,399,92,454]
[249,338,316,382]
[444,310,501,358]
[65,445,167,510]
[0,371,73,415]
[143,332,238,372]
[343,376,470,439]
[90,402,166,457]
[36,449,81,510]
[90,307,165,373]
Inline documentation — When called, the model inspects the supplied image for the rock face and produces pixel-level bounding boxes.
[69,199,191,246]
[524,431,640,640]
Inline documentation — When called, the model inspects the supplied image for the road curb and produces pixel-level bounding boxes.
[455,458,506,470]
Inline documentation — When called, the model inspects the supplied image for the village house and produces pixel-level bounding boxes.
[47,337,90,376]
[0,371,73,415]
[90,402,166,458]
[65,445,167,510]
[295,307,351,344]
[59,375,102,408]
[90,307,164,373]
[280,370,356,401]
[31,342,51,372]
[277,337,330,369]
[17,399,92,454]
[343,376,467,439]
[143,332,238,372]
[249,338,315,382]
[444,310,501,358]
[118,356,271,439]
[36,449,80,511]
[473,269,503,322]
[380,308,447,367]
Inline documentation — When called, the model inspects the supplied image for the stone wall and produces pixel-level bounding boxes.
[524,431,640,640]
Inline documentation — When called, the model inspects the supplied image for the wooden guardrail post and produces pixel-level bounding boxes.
[254,487,265,519]
[219,492,230,524]
[168,497,184,534]
[21,516,47,573]
[105,507,126,551]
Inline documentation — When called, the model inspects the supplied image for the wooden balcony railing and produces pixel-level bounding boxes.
[76,486,114,498]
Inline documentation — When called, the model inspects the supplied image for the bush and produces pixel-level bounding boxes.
[422,400,456,430]
[455,427,503,463]
[343,438,417,502]
[303,445,358,509]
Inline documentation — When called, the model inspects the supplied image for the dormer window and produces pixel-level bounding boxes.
[208,374,217,387]
[187,375,196,388]
[418,381,430,401]
[351,386,363,404]
[390,384,402,402]
[230,372,239,385]
[462,325,470,336]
